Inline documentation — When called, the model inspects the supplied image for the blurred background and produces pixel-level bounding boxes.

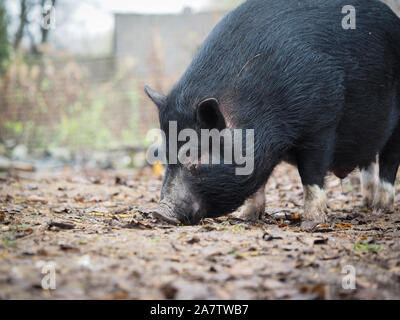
[0,0,399,172]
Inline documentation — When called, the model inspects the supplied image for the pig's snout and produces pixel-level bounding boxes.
[152,201,203,225]
[152,202,181,225]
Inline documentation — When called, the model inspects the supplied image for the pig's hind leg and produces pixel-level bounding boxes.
[236,183,266,221]
[373,126,400,212]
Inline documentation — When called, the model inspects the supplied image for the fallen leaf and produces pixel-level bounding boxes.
[160,283,178,299]
[152,161,164,177]
[187,236,200,244]
[59,244,80,252]
[122,219,152,229]
[335,223,353,229]
[262,233,283,241]
[313,238,328,245]
[48,221,75,230]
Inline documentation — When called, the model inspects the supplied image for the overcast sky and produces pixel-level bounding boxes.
[6,0,211,35]
[98,0,209,14]
[5,0,215,54]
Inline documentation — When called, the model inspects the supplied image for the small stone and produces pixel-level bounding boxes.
[26,184,38,190]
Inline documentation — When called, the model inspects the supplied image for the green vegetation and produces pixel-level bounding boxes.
[53,85,143,151]
[2,237,17,247]
[0,56,147,152]
[55,97,114,150]
[354,242,381,253]
[4,120,49,150]
[228,249,239,255]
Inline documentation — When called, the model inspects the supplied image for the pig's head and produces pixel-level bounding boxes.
[144,85,269,225]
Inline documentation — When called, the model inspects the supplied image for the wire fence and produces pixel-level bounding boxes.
[0,1,399,165]
[0,54,181,155]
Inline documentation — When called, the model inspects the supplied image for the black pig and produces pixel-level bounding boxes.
[145,0,400,224]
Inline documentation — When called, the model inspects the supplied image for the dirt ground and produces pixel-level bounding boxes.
[0,163,399,300]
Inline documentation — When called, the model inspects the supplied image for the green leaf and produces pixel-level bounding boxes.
[354,242,381,252]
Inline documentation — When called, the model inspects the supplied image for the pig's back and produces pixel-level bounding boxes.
[174,0,400,140]
[178,0,399,109]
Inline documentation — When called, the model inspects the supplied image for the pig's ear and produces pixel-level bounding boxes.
[144,85,167,111]
[196,98,226,130]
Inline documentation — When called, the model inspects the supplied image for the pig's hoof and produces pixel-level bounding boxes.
[363,196,375,209]
[360,163,377,208]
[151,205,182,225]
[236,202,264,222]
[302,208,327,223]
[237,207,264,221]
[372,180,395,213]
[236,185,266,221]
[303,185,328,223]
[152,211,181,225]
[362,186,376,208]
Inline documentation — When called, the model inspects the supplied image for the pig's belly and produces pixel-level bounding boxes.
[329,165,357,179]
[284,156,359,180]
[330,100,400,178]
[329,137,381,179]
[284,137,383,180]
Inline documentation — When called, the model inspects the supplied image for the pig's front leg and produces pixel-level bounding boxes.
[360,162,378,208]
[236,183,266,221]
[296,134,333,223]
[303,185,328,223]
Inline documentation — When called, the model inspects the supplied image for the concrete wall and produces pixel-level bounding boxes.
[114,2,400,79]
[382,0,400,15]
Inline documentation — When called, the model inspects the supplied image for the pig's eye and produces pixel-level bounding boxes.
[196,98,226,130]
[187,162,198,173]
